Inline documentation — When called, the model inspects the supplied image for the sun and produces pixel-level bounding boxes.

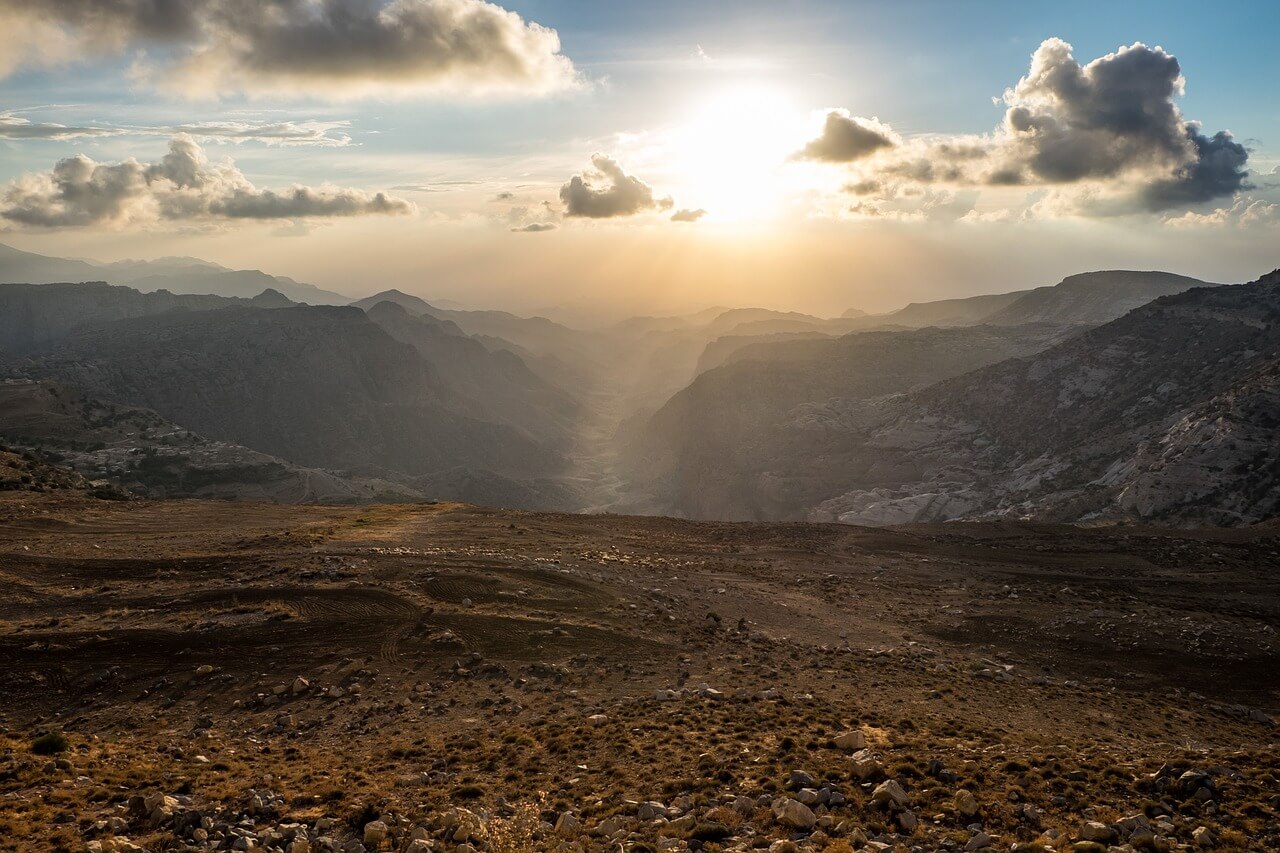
[668,83,812,223]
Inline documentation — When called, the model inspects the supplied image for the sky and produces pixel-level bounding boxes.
[1,0,1278,320]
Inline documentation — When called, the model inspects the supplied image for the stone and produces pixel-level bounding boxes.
[833,730,866,750]
[555,812,581,836]
[965,831,992,851]
[362,820,388,845]
[850,749,881,780]
[586,713,608,727]
[896,809,918,832]
[771,797,817,830]
[955,788,980,818]
[637,801,667,820]
[1193,826,1215,847]
[872,779,909,808]
[1078,821,1114,843]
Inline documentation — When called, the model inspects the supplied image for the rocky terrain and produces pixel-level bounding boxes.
[2,304,573,508]
[0,487,1276,852]
[0,381,424,503]
[624,273,1279,527]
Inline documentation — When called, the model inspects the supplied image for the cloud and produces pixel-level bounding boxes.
[838,38,1250,217]
[0,113,355,146]
[0,114,120,140]
[511,222,556,232]
[162,120,353,147]
[796,111,896,162]
[1165,196,1278,229]
[0,134,414,227]
[560,154,672,219]
[670,208,706,223]
[0,0,579,98]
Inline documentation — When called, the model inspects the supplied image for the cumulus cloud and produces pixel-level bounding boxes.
[0,134,414,227]
[1165,196,1278,229]
[560,155,672,219]
[670,208,706,223]
[796,111,896,162]
[836,38,1250,217]
[0,0,579,98]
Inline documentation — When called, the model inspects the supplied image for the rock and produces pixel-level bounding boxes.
[195,665,214,676]
[362,820,388,845]
[787,770,815,789]
[896,809,918,832]
[443,808,486,844]
[654,689,679,701]
[833,730,867,750]
[586,713,608,727]
[872,779,909,809]
[771,797,817,830]
[1078,821,1114,843]
[955,788,980,818]
[965,831,992,851]
[637,801,667,820]
[291,676,310,694]
[850,749,881,780]
[1193,826,1215,847]
[555,812,581,836]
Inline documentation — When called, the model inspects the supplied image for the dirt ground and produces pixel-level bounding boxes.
[0,492,1277,852]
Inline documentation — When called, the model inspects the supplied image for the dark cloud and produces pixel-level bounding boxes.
[841,38,1250,216]
[991,38,1249,207]
[796,111,896,162]
[0,0,578,97]
[511,222,556,232]
[0,134,414,227]
[1141,127,1251,210]
[670,208,706,222]
[559,154,672,219]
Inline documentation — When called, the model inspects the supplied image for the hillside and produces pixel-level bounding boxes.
[624,324,1075,519]
[812,273,1280,525]
[6,306,568,501]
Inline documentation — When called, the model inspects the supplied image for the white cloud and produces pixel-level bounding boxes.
[0,134,415,227]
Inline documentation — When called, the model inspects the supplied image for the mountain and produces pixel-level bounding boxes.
[983,270,1211,326]
[127,269,350,305]
[363,300,579,448]
[0,379,422,503]
[0,242,350,305]
[712,273,1280,527]
[0,242,102,283]
[6,305,569,504]
[0,281,267,351]
[883,291,1028,327]
[350,288,439,315]
[623,323,1077,519]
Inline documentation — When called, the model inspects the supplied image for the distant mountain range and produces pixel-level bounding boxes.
[624,271,1280,526]
[0,242,351,305]
[0,259,1273,526]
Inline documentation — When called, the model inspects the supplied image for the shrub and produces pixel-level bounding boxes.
[32,732,69,755]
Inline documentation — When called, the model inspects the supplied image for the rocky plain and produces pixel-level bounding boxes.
[1,461,1276,852]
